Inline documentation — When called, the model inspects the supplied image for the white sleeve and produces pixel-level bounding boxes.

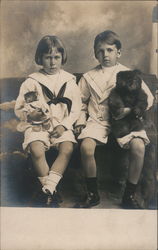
[75,76,91,126]
[14,78,39,120]
[142,80,154,110]
[60,79,82,130]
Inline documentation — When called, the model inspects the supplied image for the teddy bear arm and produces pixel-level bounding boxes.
[109,91,125,118]
[132,91,148,117]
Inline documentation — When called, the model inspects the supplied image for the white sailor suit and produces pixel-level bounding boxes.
[15,69,82,151]
[76,63,153,148]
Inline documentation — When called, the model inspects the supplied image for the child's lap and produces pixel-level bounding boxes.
[23,127,77,152]
[77,118,150,149]
[117,130,150,149]
[77,118,110,144]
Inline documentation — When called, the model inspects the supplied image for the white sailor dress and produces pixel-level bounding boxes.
[15,70,82,151]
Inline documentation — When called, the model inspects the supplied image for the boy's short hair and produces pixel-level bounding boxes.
[94,30,122,58]
[35,35,67,65]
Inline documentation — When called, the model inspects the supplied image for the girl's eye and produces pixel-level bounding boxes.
[55,56,61,60]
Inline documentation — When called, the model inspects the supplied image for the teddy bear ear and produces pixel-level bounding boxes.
[133,69,142,76]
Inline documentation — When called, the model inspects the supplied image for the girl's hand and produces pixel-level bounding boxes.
[21,111,28,121]
[50,125,66,138]
[74,125,85,136]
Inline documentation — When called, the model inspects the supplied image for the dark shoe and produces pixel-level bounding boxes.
[44,189,60,208]
[121,194,144,209]
[53,191,63,203]
[73,192,100,208]
[31,190,60,208]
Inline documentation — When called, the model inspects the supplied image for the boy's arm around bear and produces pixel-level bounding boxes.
[141,81,154,110]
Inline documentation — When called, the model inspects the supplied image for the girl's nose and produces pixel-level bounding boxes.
[50,57,55,65]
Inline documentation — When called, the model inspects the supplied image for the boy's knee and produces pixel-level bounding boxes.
[130,138,145,155]
[80,139,96,157]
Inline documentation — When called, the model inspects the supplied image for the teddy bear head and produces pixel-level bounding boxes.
[116,70,142,93]
[24,91,38,103]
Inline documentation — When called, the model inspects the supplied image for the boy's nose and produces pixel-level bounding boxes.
[103,50,108,57]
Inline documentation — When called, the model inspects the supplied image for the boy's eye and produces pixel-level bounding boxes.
[107,48,113,52]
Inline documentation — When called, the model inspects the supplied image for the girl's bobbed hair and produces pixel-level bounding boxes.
[35,35,67,65]
[94,30,122,58]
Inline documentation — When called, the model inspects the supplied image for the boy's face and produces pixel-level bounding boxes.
[42,47,62,74]
[95,42,121,67]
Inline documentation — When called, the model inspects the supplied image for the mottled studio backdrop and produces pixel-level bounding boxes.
[1,1,156,78]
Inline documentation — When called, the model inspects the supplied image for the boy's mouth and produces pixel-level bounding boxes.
[104,59,110,63]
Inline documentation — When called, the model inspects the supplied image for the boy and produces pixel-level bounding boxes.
[74,30,154,209]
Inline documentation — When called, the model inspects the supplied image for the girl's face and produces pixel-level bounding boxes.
[42,47,62,74]
[95,42,121,67]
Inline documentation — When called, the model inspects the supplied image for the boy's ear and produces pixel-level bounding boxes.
[117,50,121,58]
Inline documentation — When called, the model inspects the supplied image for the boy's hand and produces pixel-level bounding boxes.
[50,125,66,138]
[114,107,131,120]
[133,107,142,117]
[74,125,85,136]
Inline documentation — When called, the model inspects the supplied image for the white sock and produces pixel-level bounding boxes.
[38,176,48,186]
[42,171,62,195]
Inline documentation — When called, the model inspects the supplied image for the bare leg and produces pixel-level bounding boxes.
[29,141,53,207]
[50,141,73,174]
[122,138,145,209]
[30,141,49,177]
[43,141,73,194]
[73,138,100,208]
[80,138,97,177]
[128,138,145,184]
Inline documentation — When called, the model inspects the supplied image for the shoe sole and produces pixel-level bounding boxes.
[121,203,144,209]
[74,200,100,208]
[84,200,100,208]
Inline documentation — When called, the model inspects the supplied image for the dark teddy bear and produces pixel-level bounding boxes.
[108,70,148,138]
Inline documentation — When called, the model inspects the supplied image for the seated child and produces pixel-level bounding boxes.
[15,35,82,207]
[74,30,154,209]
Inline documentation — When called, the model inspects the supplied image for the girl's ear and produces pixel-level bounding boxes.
[117,50,121,58]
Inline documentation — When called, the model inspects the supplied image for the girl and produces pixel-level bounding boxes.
[15,35,82,207]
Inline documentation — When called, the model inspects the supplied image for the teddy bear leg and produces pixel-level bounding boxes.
[112,120,130,138]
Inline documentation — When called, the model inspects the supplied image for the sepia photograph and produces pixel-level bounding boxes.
[1,1,157,249]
